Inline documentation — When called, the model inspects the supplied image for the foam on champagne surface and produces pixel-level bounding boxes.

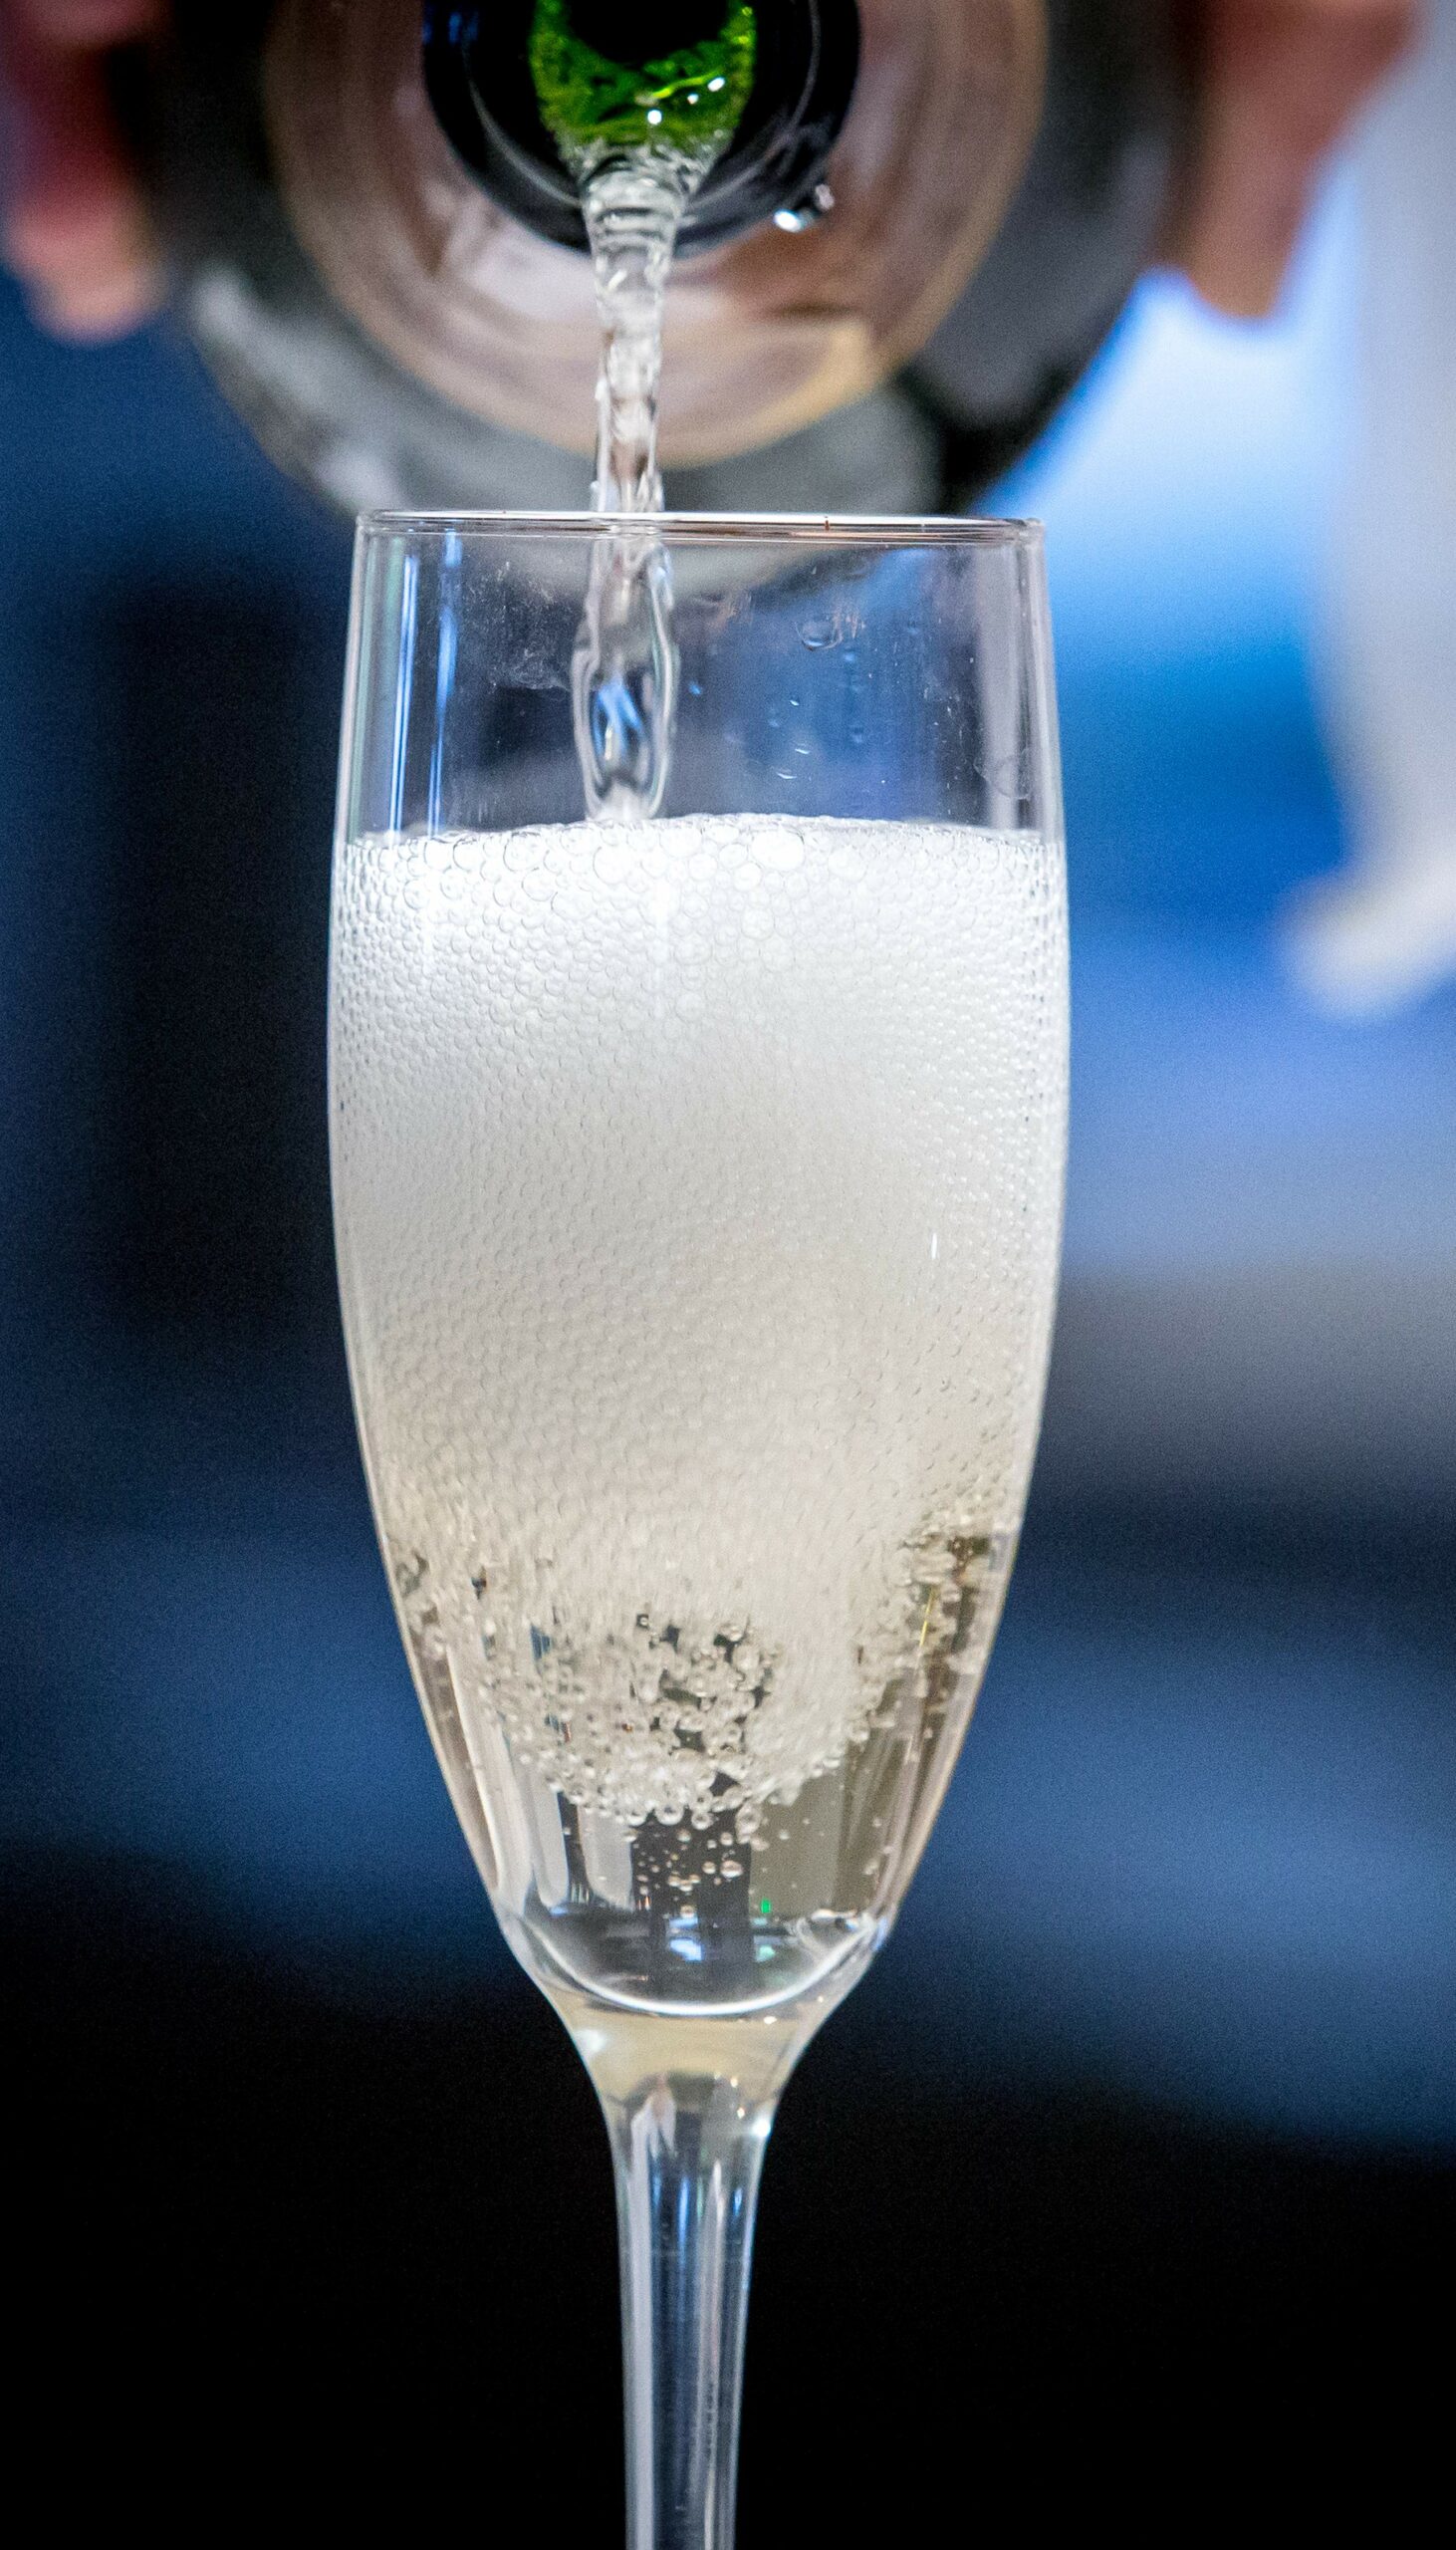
[332,816,1065,1836]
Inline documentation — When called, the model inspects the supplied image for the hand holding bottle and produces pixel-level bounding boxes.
[0,0,1418,342]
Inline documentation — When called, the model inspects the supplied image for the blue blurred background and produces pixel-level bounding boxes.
[2,146,1453,2177]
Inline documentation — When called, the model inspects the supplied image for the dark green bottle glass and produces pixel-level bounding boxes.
[421,0,860,253]
[527,0,757,163]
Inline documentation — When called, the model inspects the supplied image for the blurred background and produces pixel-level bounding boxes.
[3,22,1453,2515]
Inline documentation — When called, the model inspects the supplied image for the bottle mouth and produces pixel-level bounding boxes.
[420,0,861,256]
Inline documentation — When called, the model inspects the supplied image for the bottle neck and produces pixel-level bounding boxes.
[420,0,860,256]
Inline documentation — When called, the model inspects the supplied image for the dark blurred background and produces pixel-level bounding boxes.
[3,104,1452,2513]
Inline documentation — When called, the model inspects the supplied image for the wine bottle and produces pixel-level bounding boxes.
[138,0,1186,517]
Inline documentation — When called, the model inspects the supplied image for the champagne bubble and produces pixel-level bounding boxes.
[334,815,1065,1861]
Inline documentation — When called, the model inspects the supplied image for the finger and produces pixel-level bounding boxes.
[1172,0,1416,318]
[1,26,163,338]
[25,246,160,338]
[15,1,161,44]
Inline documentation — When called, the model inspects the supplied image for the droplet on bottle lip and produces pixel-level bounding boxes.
[772,182,836,234]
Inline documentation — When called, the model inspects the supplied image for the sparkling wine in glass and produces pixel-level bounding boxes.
[330,511,1066,2546]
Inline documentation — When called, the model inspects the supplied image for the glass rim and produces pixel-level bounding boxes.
[353,508,1044,550]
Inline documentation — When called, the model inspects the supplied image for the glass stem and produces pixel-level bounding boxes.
[602,2069,775,2550]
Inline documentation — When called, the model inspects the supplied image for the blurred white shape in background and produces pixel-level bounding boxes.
[1285,0,1456,1015]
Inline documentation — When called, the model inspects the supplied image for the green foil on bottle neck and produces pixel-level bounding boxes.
[529,0,757,163]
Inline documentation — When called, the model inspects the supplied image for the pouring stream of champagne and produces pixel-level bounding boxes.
[531,0,757,816]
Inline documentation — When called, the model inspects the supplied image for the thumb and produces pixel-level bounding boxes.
[1170,0,1416,318]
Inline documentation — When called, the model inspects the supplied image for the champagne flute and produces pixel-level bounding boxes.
[330,511,1066,2547]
